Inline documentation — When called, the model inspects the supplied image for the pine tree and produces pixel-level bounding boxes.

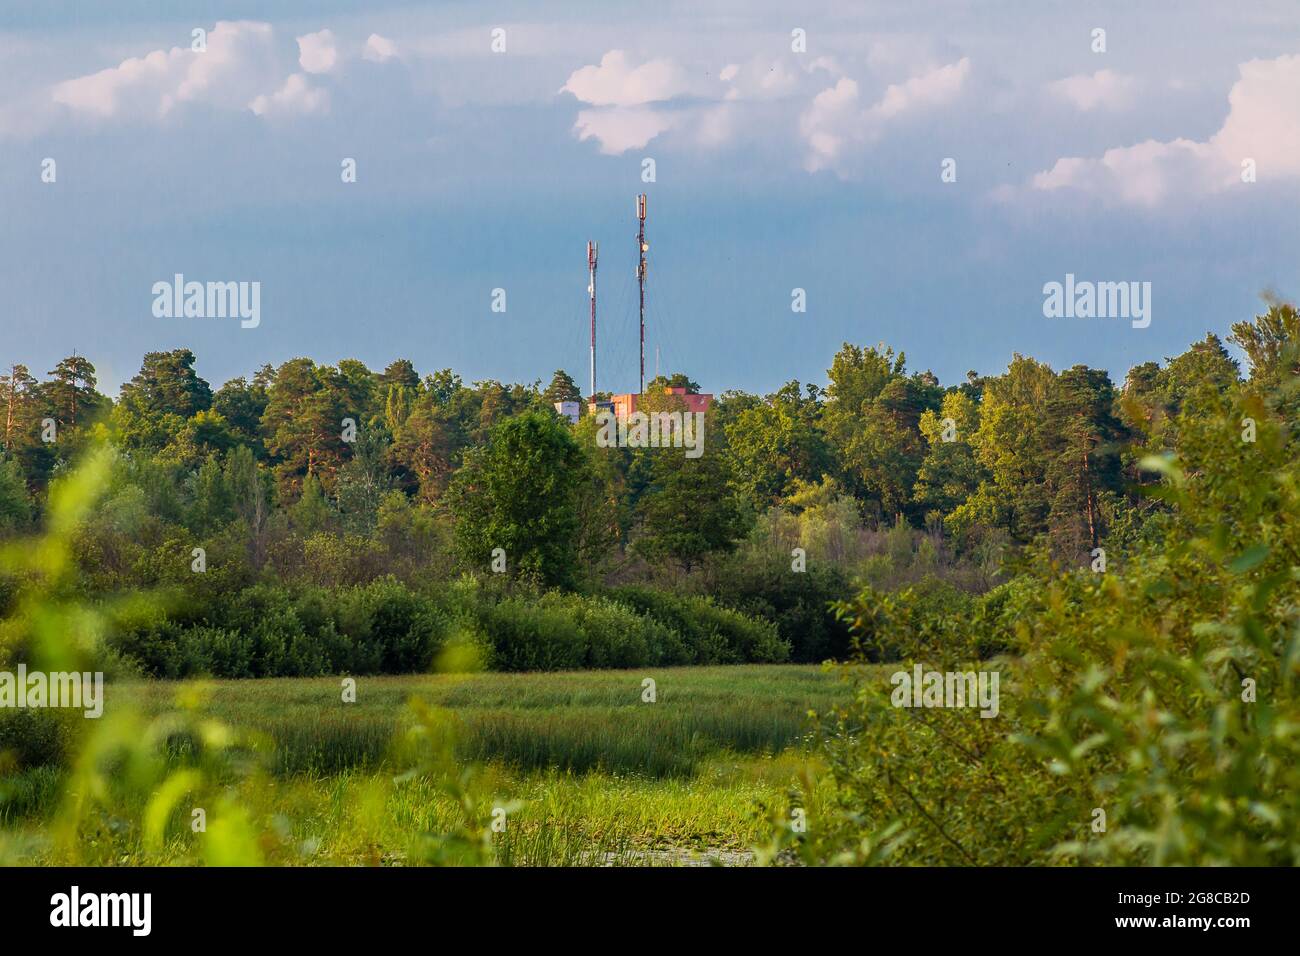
[0,364,39,451]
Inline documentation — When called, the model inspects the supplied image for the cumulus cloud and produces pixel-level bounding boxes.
[1048,69,1137,111]
[297,29,338,74]
[562,50,689,107]
[561,50,694,153]
[799,78,862,172]
[719,57,799,101]
[38,20,337,127]
[573,107,677,154]
[1032,53,1300,205]
[363,33,398,62]
[249,73,330,117]
[800,58,970,173]
[561,48,972,165]
[51,20,280,120]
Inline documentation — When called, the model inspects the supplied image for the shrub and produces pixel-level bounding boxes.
[791,386,1300,866]
[175,625,255,678]
[607,586,789,664]
[91,575,787,678]
[477,598,587,672]
[352,577,447,672]
[706,554,853,662]
[0,708,80,770]
[832,576,978,663]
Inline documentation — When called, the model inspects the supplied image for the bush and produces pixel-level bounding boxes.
[706,554,853,661]
[0,708,79,770]
[352,578,447,672]
[831,576,979,663]
[175,626,255,678]
[100,575,787,677]
[476,598,587,672]
[607,586,789,664]
[793,386,1300,866]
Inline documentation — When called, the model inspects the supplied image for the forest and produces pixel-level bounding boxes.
[0,302,1297,681]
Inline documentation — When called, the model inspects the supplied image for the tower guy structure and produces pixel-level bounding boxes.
[637,193,648,394]
[583,191,714,426]
[587,240,598,400]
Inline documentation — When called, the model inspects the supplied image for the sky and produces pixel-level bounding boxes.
[1,0,1298,397]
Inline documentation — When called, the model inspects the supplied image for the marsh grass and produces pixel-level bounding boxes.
[1,665,857,865]
[122,664,850,777]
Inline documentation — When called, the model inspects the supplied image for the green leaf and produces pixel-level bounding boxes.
[1228,544,1270,574]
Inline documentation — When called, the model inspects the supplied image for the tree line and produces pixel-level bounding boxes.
[3,301,1295,585]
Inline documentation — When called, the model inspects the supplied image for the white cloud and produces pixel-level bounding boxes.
[297,29,338,74]
[870,57,970,120]
[806,55,842,76]
[562,50,972,166]
[23,21,350,132]
[692,103,736,148]
[561,50,693,153]
[51,21,280,120]
[1032,53,1300,205]
[800,58,970,173]
[719,57,799,102]
[1048,69,1137,111]
[800,77,861,172]
[561,50,689,107]
[1210,55,1300,179]
[363,33,399,63]
[1032,139,1212,205]
[572,107,676,155]
[249,73,330,117]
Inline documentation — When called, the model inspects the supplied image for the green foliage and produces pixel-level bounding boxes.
[448,410,588,588]
[1,438,830,867]
[914,391,983,523]
[262,358,352,495]
[607,586,789,665]
[2,303,1295,700]
[632,417,748,571]
[789,377,1300,866]
[949,353,1057,541]
[724,380,833,511]
[1043,364,1126,560]
[705,548,852,662]
[832,576,985,663]
[43,355,106,438]
[0,455,31,531]
[542,369,581,405]
[290,474,332,535]
[105,578,448,678]
[1229,300,1300,394]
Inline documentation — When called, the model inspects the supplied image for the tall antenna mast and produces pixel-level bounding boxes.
[587,240,598,400]
[637,193,647,394]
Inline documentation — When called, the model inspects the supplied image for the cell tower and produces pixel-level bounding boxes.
[587,240,598,400]
[636,193,648,394]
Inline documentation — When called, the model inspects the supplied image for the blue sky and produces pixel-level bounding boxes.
[2,1,1297,396]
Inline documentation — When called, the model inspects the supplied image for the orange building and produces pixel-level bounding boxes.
[598,386,712,420]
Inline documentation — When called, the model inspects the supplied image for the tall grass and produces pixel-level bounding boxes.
[1,665,853,865]
[118,665,850,777]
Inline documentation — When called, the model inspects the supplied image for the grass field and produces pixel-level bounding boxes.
[1,664,859,866]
